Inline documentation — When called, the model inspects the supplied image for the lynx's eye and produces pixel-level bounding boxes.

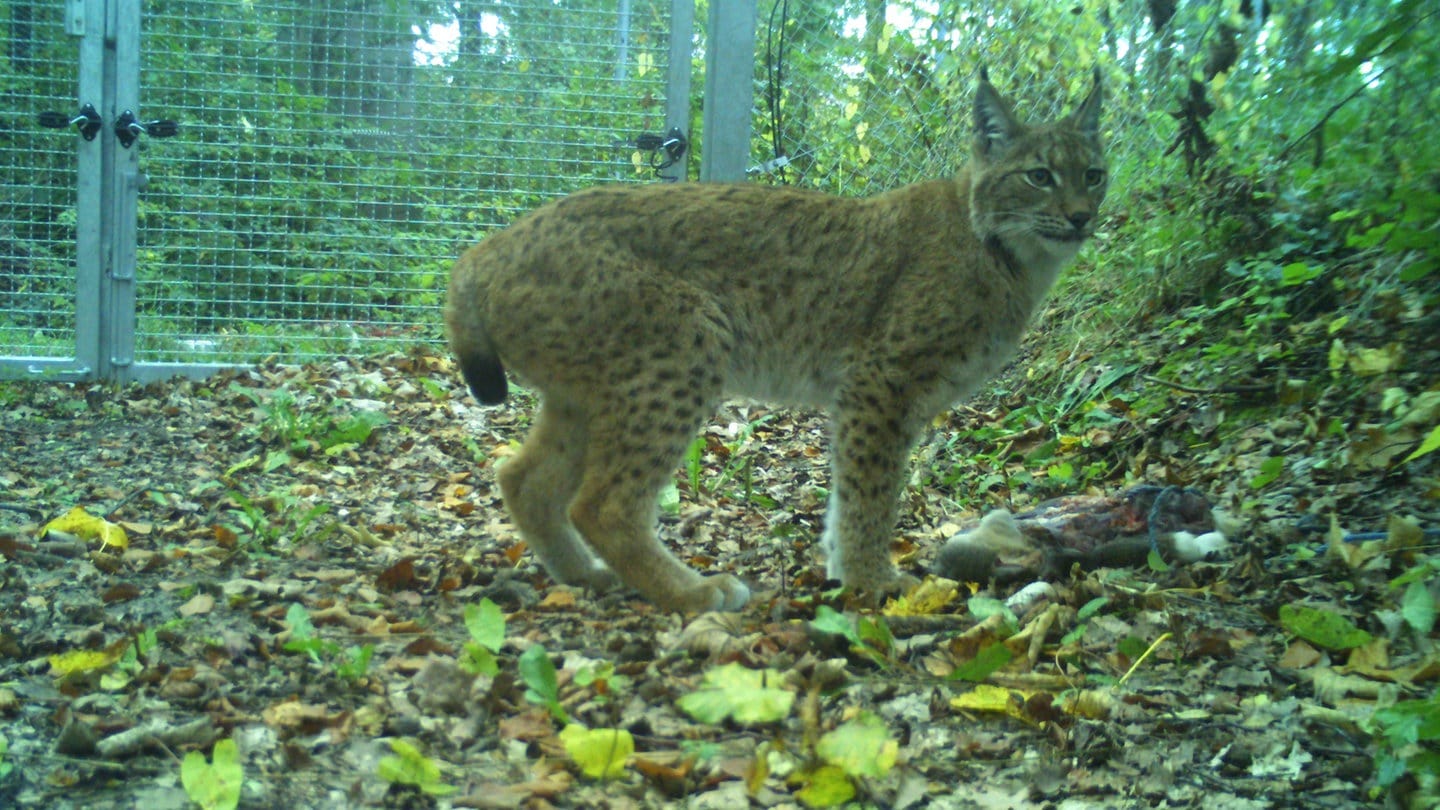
[1025,168,1055,188]
[1084,168,1107,187]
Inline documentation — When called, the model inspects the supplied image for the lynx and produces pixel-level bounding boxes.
[445,69,1107,612]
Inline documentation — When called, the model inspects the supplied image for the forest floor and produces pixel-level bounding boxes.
[0,288,1437,809]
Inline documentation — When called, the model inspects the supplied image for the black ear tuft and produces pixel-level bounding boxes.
[973,70,1021,158]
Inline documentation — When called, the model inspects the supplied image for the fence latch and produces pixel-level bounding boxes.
[635,126,687,175]
[114,109,179,148]
[37,103,103,141]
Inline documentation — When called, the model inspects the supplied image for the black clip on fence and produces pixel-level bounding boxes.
[635,127,688,177]
[37,103,104,141]
[113,109,179,149]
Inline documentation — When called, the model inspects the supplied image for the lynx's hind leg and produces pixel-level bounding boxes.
[498,396,620,592]
[566,331,750,613]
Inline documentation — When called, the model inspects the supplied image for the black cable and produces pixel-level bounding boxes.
[763,0,790,182]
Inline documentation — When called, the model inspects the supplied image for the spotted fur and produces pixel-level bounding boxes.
[445,71,1107,612]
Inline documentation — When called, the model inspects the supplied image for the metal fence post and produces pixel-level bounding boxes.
[72,0,108,380]
[659,0,694,183]
[699,0,755,183]
[103,0,143,382]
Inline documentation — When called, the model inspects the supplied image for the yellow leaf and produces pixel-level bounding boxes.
[1333,341,1402,376]
[48,648,121,678]
[636,51,654,78]
[41,506,129,551]
[854,121,868,142]
[560,724,633,780]
[950,683,1028,720]
[882,577,957,616]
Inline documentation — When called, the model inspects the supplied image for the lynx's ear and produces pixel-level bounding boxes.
[1067,66,1104,137]
[973,67,1023,159]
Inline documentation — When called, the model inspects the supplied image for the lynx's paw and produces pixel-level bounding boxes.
[660,574,751,614]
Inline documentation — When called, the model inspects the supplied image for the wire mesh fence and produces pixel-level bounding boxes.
[0,5,80,363]
[1,0,675,373]
[132,0,674,364]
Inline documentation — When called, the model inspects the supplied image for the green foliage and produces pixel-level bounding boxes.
[180,738,243,810]
[460,598,506,676]
[518,645,568,723]
[281,603,373,682]
[377,738,456,796]
[1278,604,1374,651]
[948,642,1013,683]
[676,662,796,725]
[1368,691,1440,798]
[217,488,335,549]
[233,384,388,458]
[792,711,899,807]
[810,605,894,667]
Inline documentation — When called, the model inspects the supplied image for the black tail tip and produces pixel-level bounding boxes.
[457,353,508,405]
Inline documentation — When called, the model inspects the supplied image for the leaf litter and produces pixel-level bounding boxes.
[0,331,1434,809]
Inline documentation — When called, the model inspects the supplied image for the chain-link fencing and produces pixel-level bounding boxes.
[2,0,677,378]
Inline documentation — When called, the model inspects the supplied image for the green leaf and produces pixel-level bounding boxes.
[1278,604,1373,650]
[810,605,857,641]
[967,596,1018,632]
[1401,581,1437,635]
[1249,456,1284,489]
[559,724,633,780]
[336,644,373,680]
[1403,425,1440,464]
[285,603,316,640]
[518,645,567,722]
[1076,597,1109,621]
[676,663,795,725]
[377,738,456,796]
[1147,547,1171,573]
[463,598,506,652]
[817,711,898,779]
[180,738,243,810]
[949,642,1013,683]
[461,643,499,677]
[794,763,856,807]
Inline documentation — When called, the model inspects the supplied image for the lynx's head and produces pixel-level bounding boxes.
[968,68,1107,268]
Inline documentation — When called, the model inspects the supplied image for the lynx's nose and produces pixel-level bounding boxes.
[1067,212,1092,230]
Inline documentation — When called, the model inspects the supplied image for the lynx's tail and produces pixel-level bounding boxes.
[446,247,509,405]
[455,336,508,405]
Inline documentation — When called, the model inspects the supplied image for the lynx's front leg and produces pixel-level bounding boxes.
[823,378,923,598]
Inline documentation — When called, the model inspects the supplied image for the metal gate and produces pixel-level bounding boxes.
[2,0,693,382]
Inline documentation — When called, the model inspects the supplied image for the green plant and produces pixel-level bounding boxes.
[809,606,894,667]
[518,645,568,723]
[676,663,796,725]
[217,488,335,549]
[180,738,243,810]
[1369,691,1440,799]
[377,738,456,796]
[792,711,899,807]
[460,598,505,676]
[279,603,370,682]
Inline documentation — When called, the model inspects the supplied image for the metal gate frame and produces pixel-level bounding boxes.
[2,0,757,384]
